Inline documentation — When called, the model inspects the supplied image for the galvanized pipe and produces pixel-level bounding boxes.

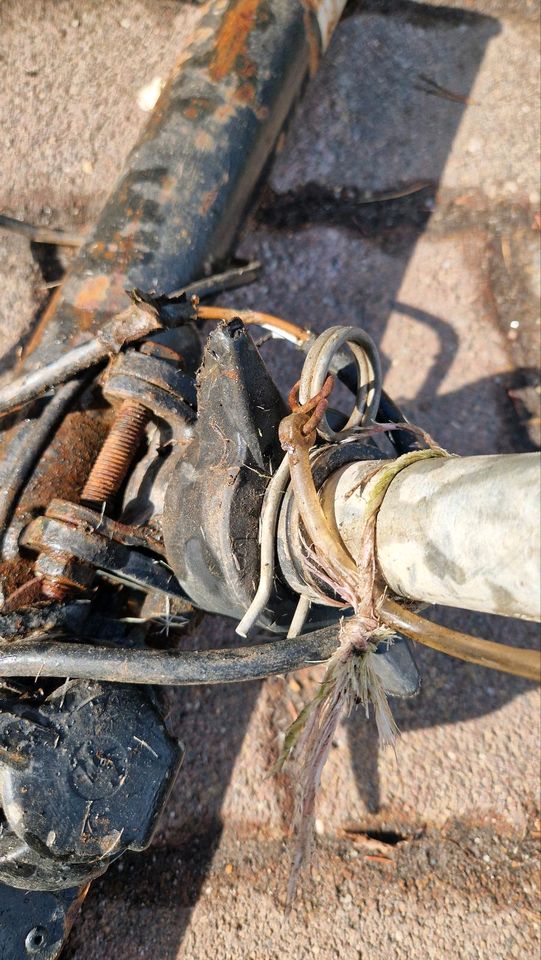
[324,452,541,621]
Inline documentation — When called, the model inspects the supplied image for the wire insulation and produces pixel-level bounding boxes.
[196,305,311,345]
[0,629,340,685]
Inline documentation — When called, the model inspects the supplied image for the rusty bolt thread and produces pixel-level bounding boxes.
[39,400,149,603]
[81,400,149,509]
[41,577,73,602]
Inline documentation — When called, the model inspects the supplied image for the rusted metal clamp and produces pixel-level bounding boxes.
[20,499,186,602]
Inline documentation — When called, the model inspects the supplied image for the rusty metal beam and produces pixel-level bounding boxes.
[21,0,333,370]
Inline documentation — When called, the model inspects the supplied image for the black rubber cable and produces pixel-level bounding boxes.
[0,379,84,544]
[0,626,341,685]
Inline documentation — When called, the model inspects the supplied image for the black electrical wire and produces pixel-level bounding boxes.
[0,626,341,685]
[0,379,84,545]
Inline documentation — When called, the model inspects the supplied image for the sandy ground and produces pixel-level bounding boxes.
[0,1,540,958]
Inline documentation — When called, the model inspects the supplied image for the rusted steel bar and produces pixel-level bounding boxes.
[0,300,162,417]
[81,400,149,508]
[19,0,340,372]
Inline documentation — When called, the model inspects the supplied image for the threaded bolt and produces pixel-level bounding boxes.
[81,400,149,509]
[41,577,72,602]
[39,399,148,602]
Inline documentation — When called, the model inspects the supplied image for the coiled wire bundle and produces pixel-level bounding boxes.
[237,324,385,639]
[297,325,381,441]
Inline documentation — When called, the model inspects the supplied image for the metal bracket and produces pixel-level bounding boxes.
[20,501,187,601]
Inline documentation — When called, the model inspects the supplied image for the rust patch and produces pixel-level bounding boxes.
[209,0,269,105]
[72,275,112,316]
[235,78,257,106]
[194,129,215,153]
[67,270,130,335]
[0,558,35,609]
[182,97,214,120]
[200,187,219,216]
[210,0,259,82]
[18,405,113,520]
[0,403,113,602]
[1,577,43,614]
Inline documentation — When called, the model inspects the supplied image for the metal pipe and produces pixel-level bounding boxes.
[17,0,342,373]
[326,452,541,621]
[1,608,538,683]
[0,303,162,417]
[0,381,83,545]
